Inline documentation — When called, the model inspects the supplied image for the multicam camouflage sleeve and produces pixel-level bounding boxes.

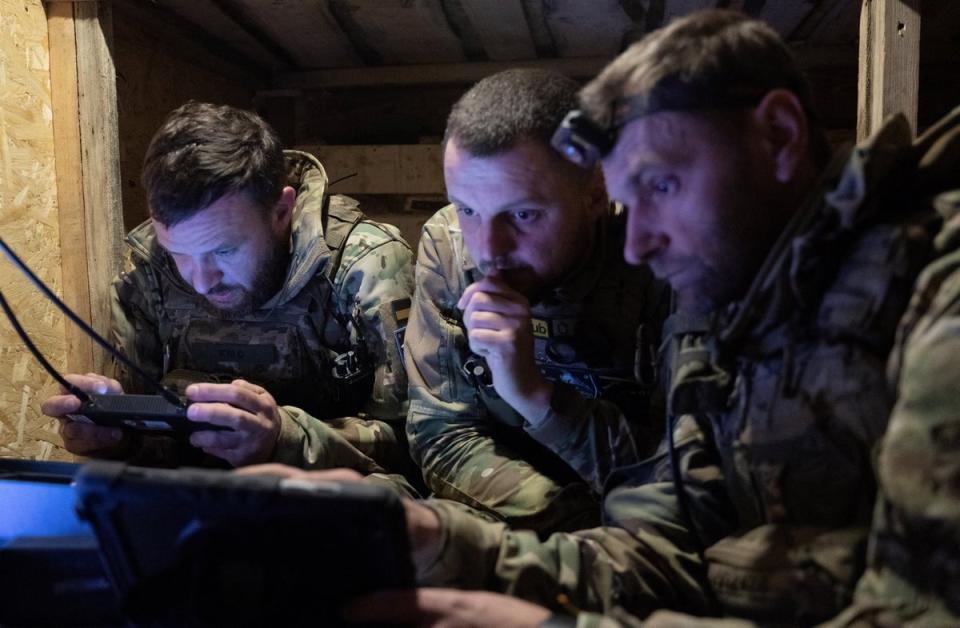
[824,195,960,628]
[272,222,418,480]
[416,418,731,618]
[405,212,602,532]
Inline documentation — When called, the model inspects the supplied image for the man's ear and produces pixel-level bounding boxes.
[272,186,296,232]
[752,89,809,183]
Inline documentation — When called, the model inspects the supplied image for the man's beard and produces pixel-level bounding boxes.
[201,242,290,317]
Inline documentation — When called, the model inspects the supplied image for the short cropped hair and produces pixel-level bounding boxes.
[142,102,286,227]
[444,69,579,156]
[581,9,831,166]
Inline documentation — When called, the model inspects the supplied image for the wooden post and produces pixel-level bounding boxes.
[46,0,124,375]
[857,0,921,140]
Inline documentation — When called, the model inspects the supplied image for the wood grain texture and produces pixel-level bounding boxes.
[460,0,536,61]
[0,0,71,461]
[857,0,920,139]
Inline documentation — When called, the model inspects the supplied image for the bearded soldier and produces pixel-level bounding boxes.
[42,102,416,479]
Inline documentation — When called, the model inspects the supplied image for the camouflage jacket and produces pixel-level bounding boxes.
[110,150,416,474]
[405,204,668,534]
[416,113,958,626]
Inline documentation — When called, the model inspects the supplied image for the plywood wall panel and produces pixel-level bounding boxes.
[0,0,71,461]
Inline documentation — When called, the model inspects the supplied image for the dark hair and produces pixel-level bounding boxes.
[581,9,831,167]
[444,68,580,156]
[142,102,286,227]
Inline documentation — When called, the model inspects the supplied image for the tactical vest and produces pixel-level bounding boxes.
[657,115,946,623]
[150,194,374,420]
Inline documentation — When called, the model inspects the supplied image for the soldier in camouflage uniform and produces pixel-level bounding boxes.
[404,69,669,535]
[41,102,416,478]
[308,11,960,628]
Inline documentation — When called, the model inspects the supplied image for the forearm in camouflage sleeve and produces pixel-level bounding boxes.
[419,495,713,618]
[524,382,647,494]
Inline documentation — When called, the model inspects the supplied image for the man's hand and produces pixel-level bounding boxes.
[41,373,131,457]
[342,588,552,628]
[185,379,282,467]
[458,274,553,424]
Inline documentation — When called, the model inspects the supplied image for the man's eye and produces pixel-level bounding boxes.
[457,206,475,217]
[214,248,236,257]
[512,210,539,222]
[649,176,678,196]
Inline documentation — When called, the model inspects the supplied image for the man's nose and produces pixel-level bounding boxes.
[475,220,513,263]
[623,205,667,266]
[191,259,223,295]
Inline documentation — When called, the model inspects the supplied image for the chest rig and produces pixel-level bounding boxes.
[666,117,942,531]
[149,195,373,420]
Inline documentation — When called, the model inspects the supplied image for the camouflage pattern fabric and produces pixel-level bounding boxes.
[415,111,960,625]
[109,150,417,477]
[405,204,668,535]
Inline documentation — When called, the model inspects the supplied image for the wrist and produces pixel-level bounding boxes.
[406,500,444,574]
[512,376,555,427]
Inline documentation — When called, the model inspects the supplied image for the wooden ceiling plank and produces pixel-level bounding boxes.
[755,0,819,39]
[328,0,465,65]
[661,0,717,25]
[276,57,611,89]
[223,0,360,69]
[544,0,635,57]
[459,0,536,61]
[152,0,287,70]
[791,0,861,43]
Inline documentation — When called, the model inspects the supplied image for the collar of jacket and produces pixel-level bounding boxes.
[124,149,334,309]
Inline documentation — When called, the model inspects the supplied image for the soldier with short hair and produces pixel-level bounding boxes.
[404,69,669,534]
[270,10,960,627]
[41,102,416,479]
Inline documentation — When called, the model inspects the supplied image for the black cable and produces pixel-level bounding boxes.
[667,411,723,617]
[0,237,183,406]
[0,287,90,402]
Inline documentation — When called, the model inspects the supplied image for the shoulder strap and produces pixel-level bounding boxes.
[322,193,366,281]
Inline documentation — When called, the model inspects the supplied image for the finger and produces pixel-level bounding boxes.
[186,383,262,412]
[466,328,515,355]
[190,428,245,451]
[463,292,529,319]
[186,401,249,430]
[464,310,521,333]
[41,394,82,418]
[303,468,365,483]
[234,463,309,479]
[342,589,453,624]
[230,379,269,396]
[469,276,528,301]
[61,373,122,395]
[60,420,125,451]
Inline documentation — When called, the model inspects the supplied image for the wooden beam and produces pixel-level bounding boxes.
[73,1,124,374]
[460,0,536,61]
[296,145,445,196]
[857,0,921,140]
[277,57,610,89]
[46,1,94,374]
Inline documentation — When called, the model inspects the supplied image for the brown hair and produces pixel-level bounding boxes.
[581,9,831,166]
[142,102,286,227]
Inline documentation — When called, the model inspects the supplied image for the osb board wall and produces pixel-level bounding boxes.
[112,6,255,231]
[0,0,70,461]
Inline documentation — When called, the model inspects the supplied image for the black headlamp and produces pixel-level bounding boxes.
[552,76,784,170]
[550,111,614,170]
